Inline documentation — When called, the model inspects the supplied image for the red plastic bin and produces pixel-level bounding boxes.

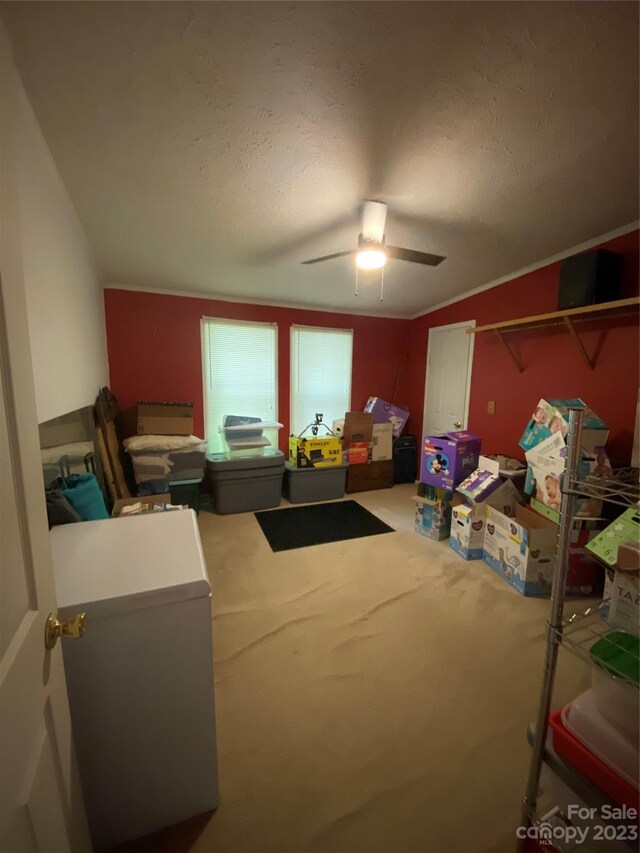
[549,709,640,810]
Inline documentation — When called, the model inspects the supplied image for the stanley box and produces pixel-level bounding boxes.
[289,435,342,468]
[138,402,194,436]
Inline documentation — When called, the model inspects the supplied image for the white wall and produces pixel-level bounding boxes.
[2,25,109,423]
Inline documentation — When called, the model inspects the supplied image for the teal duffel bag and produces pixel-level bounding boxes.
[61,473,109,521]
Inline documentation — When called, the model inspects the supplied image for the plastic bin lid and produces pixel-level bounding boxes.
[285,461,349,472]
[206,449,284,472]
[562,689,639,789]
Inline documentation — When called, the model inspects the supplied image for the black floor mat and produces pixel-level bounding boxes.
[255,500,395,552]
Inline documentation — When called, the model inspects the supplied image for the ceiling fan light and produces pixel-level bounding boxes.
[356,249,386,270]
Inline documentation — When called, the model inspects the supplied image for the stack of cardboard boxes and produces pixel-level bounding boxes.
[287,407,397,495]
[415,399,614,599]
[414,430,482,541]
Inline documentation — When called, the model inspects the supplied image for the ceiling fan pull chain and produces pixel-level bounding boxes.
[355,266,359,296]
[380,267,384,302]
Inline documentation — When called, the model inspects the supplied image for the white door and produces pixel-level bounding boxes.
[423,321,475,436]
[0,36,92,853]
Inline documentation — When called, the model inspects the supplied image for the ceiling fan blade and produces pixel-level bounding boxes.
[386,246,446,266]
[301,249,357,265]
[361,200,387,244]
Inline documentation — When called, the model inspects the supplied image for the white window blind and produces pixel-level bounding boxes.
[290,326,353,436]
[201,318,278,452]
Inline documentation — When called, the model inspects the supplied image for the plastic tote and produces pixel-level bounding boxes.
[206,450,285,514]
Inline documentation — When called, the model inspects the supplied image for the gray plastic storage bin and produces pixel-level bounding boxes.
[206,450,285,515]
[283,462,348,504]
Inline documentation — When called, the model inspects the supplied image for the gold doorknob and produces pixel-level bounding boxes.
[44,612,86,650]
[453,421,462,429]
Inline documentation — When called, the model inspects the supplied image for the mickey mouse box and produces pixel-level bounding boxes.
[420,431,481,490]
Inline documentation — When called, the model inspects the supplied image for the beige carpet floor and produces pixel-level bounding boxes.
[115,484,592,853]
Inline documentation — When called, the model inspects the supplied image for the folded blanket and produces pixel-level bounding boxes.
[123,434,205,453]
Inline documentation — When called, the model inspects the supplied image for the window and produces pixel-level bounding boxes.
[201,318,278,452]
[290,325,353,436]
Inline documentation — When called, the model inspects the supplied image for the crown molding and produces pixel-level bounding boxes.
[408,221,640,320]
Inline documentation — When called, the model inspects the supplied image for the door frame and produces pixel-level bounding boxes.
[422,319,476,436]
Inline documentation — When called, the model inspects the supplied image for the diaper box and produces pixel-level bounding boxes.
[482,504,559,597]
[364,397,409,438]
[456,455,502,503]
[450,504,483,559]
[603,569,639,636]
[450,478,525,560]
[587,507,640,568]
[526,441,610,523]
[413,493,454,542]
[420,431,482,491]
[519,398,608,455]
[524,432,566,522]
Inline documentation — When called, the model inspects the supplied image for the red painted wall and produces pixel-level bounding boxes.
[103,289,410,451]
[396,230,639,465]
[105,230,638,466]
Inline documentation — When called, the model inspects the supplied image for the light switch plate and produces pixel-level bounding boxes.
[487,400,496,415]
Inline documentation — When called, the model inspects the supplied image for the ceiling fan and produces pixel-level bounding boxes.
[301,200,446,272]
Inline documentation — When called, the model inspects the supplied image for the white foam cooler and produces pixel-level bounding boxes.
[206,449,285,514]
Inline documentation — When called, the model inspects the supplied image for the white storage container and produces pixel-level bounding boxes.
[562,689,639,790]
[591,668,640,743]
[220,417,283,457]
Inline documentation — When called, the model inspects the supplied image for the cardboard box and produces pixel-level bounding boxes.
[524,432,565,521]
[519,398,608,455]
[525,439,609,522]
[450,478,525,561]
[112,493,174,517]
[371,423,393,461]
[364,397,409,438]
[347,441,370,465]
[343,412,374,444]
[617,540,640,572]
[420,431,481,491]
[289,435,343,468]
[587,507,640,567]
[456,455,502,503]
[137,402,194,436]
[413,494,453,541]
[603,569,639,636]
[483,504,558,596]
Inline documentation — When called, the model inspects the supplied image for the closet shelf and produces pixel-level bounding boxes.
[553,601,639,692]
[467,297,640,372]
[564,467,640,509]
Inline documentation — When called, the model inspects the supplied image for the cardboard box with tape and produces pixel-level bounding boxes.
[137,402,194,436]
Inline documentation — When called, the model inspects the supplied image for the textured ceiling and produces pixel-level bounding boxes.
[2,1,639,317]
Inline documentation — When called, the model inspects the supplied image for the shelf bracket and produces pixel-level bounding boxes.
[563,316,595,370]
[493,329,523,372]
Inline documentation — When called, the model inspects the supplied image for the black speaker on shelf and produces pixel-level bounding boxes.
[393,435,417,484]
[557,250,620,311]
